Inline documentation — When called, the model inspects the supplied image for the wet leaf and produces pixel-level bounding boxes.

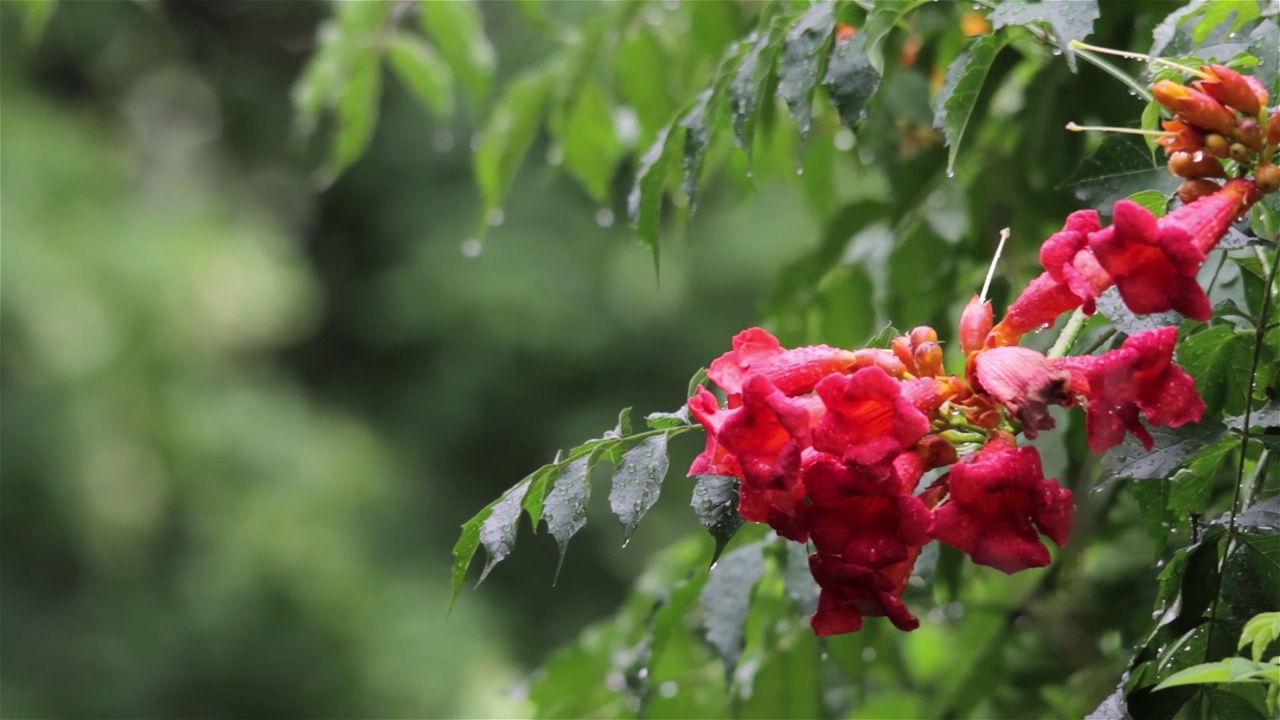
[610,435,670,543]
[1247,20,1279,96]
[386,33,454,119]
[1149,1,1250,62]
[1241,612,1280,662]
[690,474,745,565]
[1095,286,1181,336]
[823,36,880,129]
[777,1,836,139]
[474,64,557,234]
[628,124,684,272]
[326,40,382,180]
[1178,325,1256,416]
[645,409,689,430]
[730,19,784,163]
[1062,134,1179,210]
[860,0,928,75]
[543,456,594,576]
[1226,400,1280,432]
[479,479,532,581]
[1102,421,1227,483]
[1168,437,1234,522]
[1235,497,1280,533]
[933,34,1010,175]
[418,0,495,118]
[987,0,1099,71]
[680,89,716,214]
[450,499,494,611]
[562,80,622,204]
[699,540,765,680]
[1127,189,1169,217]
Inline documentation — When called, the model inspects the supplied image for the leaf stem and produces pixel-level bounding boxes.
[1047,309,1089,358]
[1204,238,1280,661]
[1080,327,1117,356]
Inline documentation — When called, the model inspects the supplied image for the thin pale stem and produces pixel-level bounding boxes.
[1066,123,1165,136]
[980,229,1010,303]
[1068,40,1210,79]
[1071,47,1154,102]
[1080,327,1117,356]
[1047,309,1089,358]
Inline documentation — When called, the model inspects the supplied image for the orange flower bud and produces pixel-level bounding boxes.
[1158,119,1204,154]
[1177,178,1222,205]
[961,10,990,36]
[836,22,857,43]
[891,336,915,372]
[959,295,993,355]
[1203,133,1230,157]
[916,435,959,469]
[1235,118,1264,151]
[914,342,943,378]
[1267,110,1280,146]
[1153,80,1237,136]
[1257,165,1280,195]
[1195,64,1262,116]
[909,326,938,347]
[1229,142,1251,163]
[1168,151,1227,179]
[1244,74,1270,113]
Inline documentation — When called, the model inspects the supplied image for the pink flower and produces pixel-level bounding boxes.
[812,367,931,467]
[972,346,1076,438]
[1089,199,1211,320]
[1038,209,1112,314]
[707,327,903,402]
[931,440,1074,574]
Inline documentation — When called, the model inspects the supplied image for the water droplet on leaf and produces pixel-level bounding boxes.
[596,208,615,227]
[461,238,483,258]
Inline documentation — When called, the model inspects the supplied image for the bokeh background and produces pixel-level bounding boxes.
[0,2,821,717]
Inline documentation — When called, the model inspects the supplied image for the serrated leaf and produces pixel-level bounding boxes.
[644,409,688,430]
[680,88,716,213]
[543,456,593,576]
[1149,0,1252,61]
[860,0,928,75]
[523,464,564,532]
[691,474,746,565]
[1169,437,1234,520]
[987,0,1099,71]
[1128,189,1169,217]
[933,34,1009,175]
[562,80,622,203]
[451,498,497,611]
[1247,20,1279,96]
[1095,286,1182,335]
[478,479,532,581]
[609,435,670,542]
[823,36,880,129]
[730,19,784,163]
[628,124,684,272]
[1102,421,1228,482]
[1232,497,1280,533]
[325,41,382,180]
[386,33,454,119]
[699,540,765,681]
[777,1,836,139]
[1062,133,1180,210]
[474,64,557,232]
[867,323,901,349]
[1178,325,1256,416]
[418,0,495,118]
[1227,400,1280,431]
[610,408,634,439]
[687,367,709,398]
[1239,532,1280,603]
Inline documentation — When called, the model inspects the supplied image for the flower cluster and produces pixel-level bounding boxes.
[687,63,1280,636]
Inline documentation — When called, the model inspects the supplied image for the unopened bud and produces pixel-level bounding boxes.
[1256,164,1280,195]
[913,342,943,378]
[1153,80,1237,136]
[1178,178,1222,205]
[1203,133,1230,157]
[909,326,938,347]
[959,295,993,355]
[1229,142,1251,163]
[916,435,959,470]
[1196,64,1262,116]
[1168,151,1226,178]
[1244,75,1270,113]
[1158,119,1204,154]
[1235,119,1264,151]
[1267,110,1280,146]
[891,336,915,372]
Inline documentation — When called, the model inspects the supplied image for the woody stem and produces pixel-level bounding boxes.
[1046,309,1089,359]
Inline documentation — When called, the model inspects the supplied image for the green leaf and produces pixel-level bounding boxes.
[823,35,881,129]
[730,17,785,164]
[1241,612,1280,662]
[562,81,622,204]
[1247,20,1279,97]
[690,475,745,566]
[1062,133,1180,210]
[16,0,57,48]
[687,367,709,398]
[860,0,928,75]
[478,479,532,581]
[1095,286,1181,336]
[1226,400,1280,432]
[1190,0,1260,45]
[644,410,689,430]
[680,89,717,214]
[1236,497,1280,533]
[1178,325,1256,416]
[326,40,382,181]
[616,25,677,142]
[450,500,495,611]
[1128,189,1169,218]
[627,124,684,272]
[418,0,495,118]
[933,34,1010,175]
[1205,688,1272,720]
[699,540,765,680]
[1168,437,1234,520]
[474,64,557,232]
[524,464,564,530]
[987,0,1099,71]
[1149,0,1252,61]
[609,435,670,543]
[1239,531,1280,599]
[1155,660,1231,689]
[1102,421,1228,483]
[542,456,593,575]
[777,1,837,138]
[386,34,453,120]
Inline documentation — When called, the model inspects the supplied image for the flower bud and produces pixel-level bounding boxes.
[1196,64,1262,116]
[891,336,915,372]
[1168,151,1226,179]
[1177,178,1222,205]
[909,326,938,347]
[1203,133,1230,157]
[1229,142,1251,163]
[1158,119,1204,154]
[913,342,943,378]
[1235,118,1264,151]
[959,295,993,355]
[1153,80,1237,136]
[1268,110,1280,146]
[1244,75,1270,113]
[1257,164,1280,196]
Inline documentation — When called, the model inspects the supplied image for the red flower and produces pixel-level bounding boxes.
[1055,327,1204,453]
[1159,177,1257,255]
[707,327,903,402]
[959,295,993,354]
[1089,199,1211,320]
[988,272,1083,347]
[812,367,931,467]
[972,346,1076,437]
[1038,209,1111,314]
[931,440,1074,574]
[810,549,922,634]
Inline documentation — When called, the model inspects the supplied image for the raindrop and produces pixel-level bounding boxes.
[1051,48,1063,56]
[796,164,805,176]
[744,167,754,179]
[606,671,626,692]
[927,608,946,624]
[946,169,956,178]
[637,667,650,680]
[488,208,505,227]
[596,208,616,227]
[946,601,965,619]
[614,106,641,147]
[546,145,564,166]
[659,681,679,698]
[461,238,483,258]
[1192,151,1205,162]
[820,652,830,661]
[834,128,855,151]
[1227,32,1237,38]
[858,147,876,164]
[432,129,455,153]
[861,646,877,662]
